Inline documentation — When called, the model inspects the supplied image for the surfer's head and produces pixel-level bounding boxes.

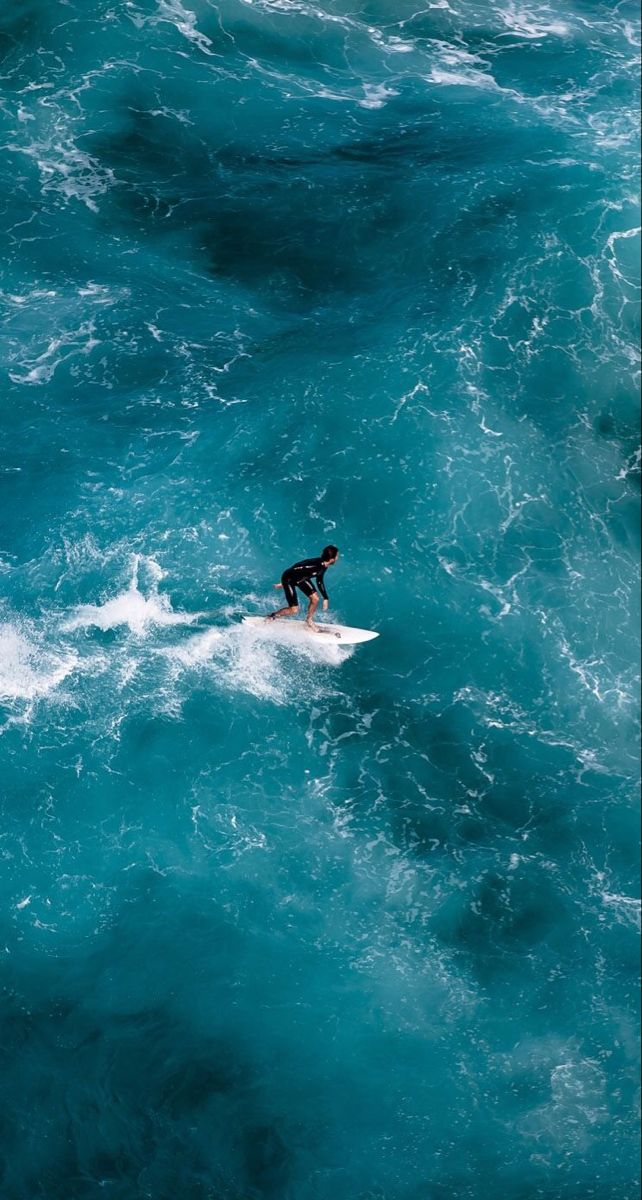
[322,545,339,565]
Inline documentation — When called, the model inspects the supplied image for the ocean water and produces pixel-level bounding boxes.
[0,1,640,1197]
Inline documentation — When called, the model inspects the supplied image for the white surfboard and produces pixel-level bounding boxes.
[242,616,379,645]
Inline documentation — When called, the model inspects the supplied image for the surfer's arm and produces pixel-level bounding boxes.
[316,569,329,607]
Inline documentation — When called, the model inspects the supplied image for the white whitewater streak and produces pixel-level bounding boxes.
[495,1,572,39]
[153,0,216,55]
[8,320,100,386]
[426,43,506,93]
[61,555,203,635]
[0,623,78,703]
[428,65,503,91]
[165,619,346,704]
[170,624,289,702]
[359,83,400,110]
[601,892,642,931]
[5,125,115,212]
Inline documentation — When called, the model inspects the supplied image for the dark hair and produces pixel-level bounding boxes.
[322,545,339,561]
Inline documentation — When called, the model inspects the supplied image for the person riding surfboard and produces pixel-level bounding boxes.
[267,547,340,630]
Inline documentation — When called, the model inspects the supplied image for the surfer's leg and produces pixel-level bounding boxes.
[267,605,298,620]
[304,589,319,629]
[268,574,299,620]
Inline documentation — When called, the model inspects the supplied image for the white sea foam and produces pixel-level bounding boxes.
[153,0,216,55]
[358,83,399,110]
[497,3,571,40]
[373,35,416,55]
[164,624,289,703]
[62,556,202,635]
[516,1047,608,1148]
[6,128,115,212]
[0,288,58,307]
[428,62,503,92]
[9,320,100,386]
[0,623,78,704]
[165,617,345,704]
[601,891,641,931]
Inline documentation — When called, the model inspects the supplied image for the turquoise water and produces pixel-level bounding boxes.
[0,1,640,1196]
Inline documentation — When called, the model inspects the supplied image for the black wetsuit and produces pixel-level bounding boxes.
[281,558,329,608]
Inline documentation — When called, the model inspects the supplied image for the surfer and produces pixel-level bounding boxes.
[267,547,340,629]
